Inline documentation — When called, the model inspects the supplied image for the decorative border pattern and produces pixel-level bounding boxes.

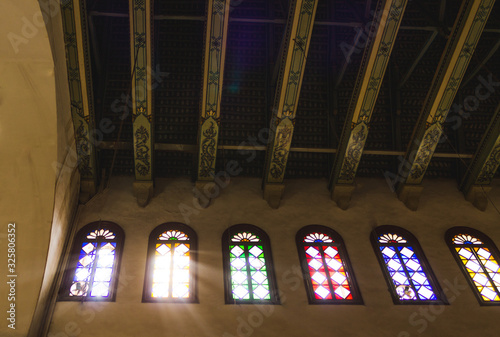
[197,0,229,181]
[61,0,96,180]
[130,0,153,181]
[333,0,407,186]
[265,0,318,184]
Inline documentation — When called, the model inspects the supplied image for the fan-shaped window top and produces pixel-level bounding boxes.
[222,225,279,304]
[446,227,500,304]
[297,226,362,304]
[371,226,446,304]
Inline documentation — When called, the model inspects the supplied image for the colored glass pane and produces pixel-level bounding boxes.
[456,246,500,302]
[303,242,353,301]
[229,242,270,300]
[152,241,191,299]
[379,244,437,301]
[70,240,116,297]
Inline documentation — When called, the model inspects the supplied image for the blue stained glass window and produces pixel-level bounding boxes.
[372,226,446,304]
[380,245,436,300]
[60,222,124,301]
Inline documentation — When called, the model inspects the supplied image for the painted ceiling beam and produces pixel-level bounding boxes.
[461,102,500,211]
[262,0,319,208]
[395,0,496,210]
[60,0,97,203]
[328,0,408,210]
[129,0,154,206]
[195,0,231,206]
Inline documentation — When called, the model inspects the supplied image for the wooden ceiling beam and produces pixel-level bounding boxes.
[395,0,496,210]
[461,102,500,211]
[61,0,98,203]
[262,0,319,208]
[129,0,154,206]
[195,0,231,207]
[328,0,408,210]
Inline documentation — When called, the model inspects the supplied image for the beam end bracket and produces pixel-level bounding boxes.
[133,180,154,207]
[264,183,285,209]
[80,179,97,204]
[331,184,355,210]
[195,180,216,209]
[397,184,423,211]
[465,185,491,212]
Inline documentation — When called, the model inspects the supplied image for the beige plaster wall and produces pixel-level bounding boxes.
[49,176,500,337]
[0,1,78,336]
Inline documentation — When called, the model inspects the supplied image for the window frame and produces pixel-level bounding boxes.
[222,224,280,305]
[445,226,500,306]
[58,221,125,302]
[296,225,363,305]
[371,225,447,305]
[142,222,198,303]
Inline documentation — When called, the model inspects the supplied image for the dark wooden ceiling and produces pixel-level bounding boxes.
[86,0,500,182]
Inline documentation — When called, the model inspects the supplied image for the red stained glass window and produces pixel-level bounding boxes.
[297,226,362,304]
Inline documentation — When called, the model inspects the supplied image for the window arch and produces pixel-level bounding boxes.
[296,225,363,304]
[371,226,446,304]
[59,221,124,301]
[143,223,198,302]
[222,224,279,304]
[445,227,500,305]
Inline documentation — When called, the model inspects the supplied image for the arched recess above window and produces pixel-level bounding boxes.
[143,222,198,303]
[445,227,500,305]
[296,225,363,304]
[371,226,447,305]
[59,221,125,301]
[222,224,280,304]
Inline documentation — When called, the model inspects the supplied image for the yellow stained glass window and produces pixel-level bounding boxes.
[450,231,500,303]
[144,225,197,302]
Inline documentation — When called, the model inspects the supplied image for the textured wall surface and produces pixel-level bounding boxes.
[0,1,78,336]
[49,176,500,337]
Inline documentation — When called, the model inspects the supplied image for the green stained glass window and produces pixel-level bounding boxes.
[223,225,279,304]
[59,221,124,302]
[446,227,500,305]
[143,223,198,303]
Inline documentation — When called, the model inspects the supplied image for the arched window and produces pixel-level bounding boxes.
[59,221,124,301]
[446,227,500,304]
[143,223,197,302]
[296,225,363,304]
[222,224,279,304]
[371,226,446,304]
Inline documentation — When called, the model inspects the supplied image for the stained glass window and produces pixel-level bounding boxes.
[296,226,363,304]
[59,221,124,301]
[371,226,446,304]
[143,223,198,302]
[446,227,500,305]
[222,225,279,304]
